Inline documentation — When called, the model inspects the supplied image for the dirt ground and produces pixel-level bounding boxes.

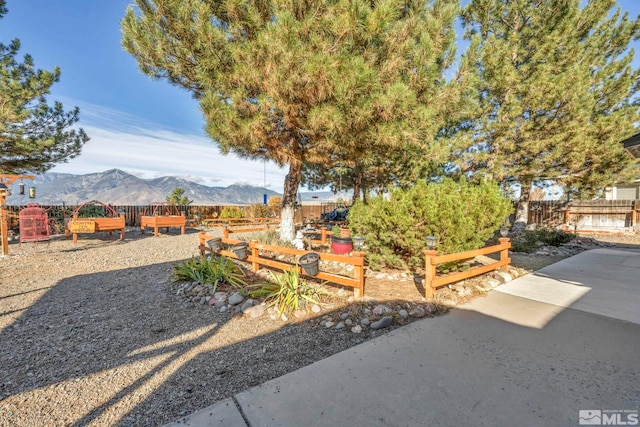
[0,228,638,426]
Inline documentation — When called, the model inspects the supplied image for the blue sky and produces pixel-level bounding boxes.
[1,1,639,193]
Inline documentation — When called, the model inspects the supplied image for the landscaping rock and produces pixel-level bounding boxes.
[228,292,244,306]
[370,316,393,330]
[243,305,266,319]
[335,322,345,330]
[424,304,436,314]
[213,292,228,301]
[311,304,321,313]
[240,299,255,312]
[485,278,501,288]
[494,270,513,283]
[398,309,409,319]
[372,305,391,316]
[409,307,426,318]
[351,325,363,334]
[360,318,370,326]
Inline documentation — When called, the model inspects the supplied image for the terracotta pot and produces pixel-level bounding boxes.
[331,236,353,255]
[339,228,350,238]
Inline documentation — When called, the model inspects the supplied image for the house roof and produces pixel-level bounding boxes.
[622,132,640,158]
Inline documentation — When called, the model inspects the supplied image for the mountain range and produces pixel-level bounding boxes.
[5,169,347,206]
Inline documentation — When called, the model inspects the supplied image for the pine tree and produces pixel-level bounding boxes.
[0,1,88,175]
[122,0,471,240]
[459,0,640,225]
[166,187,192,205]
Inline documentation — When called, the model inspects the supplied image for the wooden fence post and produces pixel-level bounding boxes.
[498,238,510,271]
[352,251,365,298]
[251,243,260,273]
[424,250,437,299]
[223,226,229,239]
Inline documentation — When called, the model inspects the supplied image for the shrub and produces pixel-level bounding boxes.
[249,203,271,218]
[173,255,246,292]
[220,206,245,219]
[251,230,295,249]
[77,204,110,218]
[347,178,513,269]
[511,228,576,253]
[249,267,326,316]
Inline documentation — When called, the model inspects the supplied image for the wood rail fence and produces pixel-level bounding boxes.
[559,200,640,233]
[198,232,366,297]
[424,238,511,299]
[221,220,280,237]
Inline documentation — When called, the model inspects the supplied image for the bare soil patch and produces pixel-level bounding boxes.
[0,228,637,426]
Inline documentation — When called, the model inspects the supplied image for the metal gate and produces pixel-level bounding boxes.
[19,203,50,243]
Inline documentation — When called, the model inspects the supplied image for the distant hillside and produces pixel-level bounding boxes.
[5,169,349,206]
[6,169,280,205]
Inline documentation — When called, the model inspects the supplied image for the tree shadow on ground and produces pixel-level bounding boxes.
[0,257,439,426]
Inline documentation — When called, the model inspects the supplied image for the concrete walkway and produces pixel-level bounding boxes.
[165,248,640,427]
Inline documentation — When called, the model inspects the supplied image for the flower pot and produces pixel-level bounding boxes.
[331,236,353,255]
[206,237,222,251]
[339,227,350,238]
[231,242,248,260]
[299,252,320,276]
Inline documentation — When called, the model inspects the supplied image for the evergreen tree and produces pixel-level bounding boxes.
[166,187,192,205]
[458,0,639,225]
[0,1,88,174]
[122,0,472,240]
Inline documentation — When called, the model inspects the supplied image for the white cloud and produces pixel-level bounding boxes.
[51,102,289,191]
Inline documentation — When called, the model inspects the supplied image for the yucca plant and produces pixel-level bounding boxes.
[173,255,246,292]
[249,266,326,316]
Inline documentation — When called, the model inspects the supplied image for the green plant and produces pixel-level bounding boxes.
[173,255,246,292]
[77,204,110,218]
[332,225,340,238]
[251,230,295,249]
[347,178,513,270]
[249,267,326,316]
[166,187,193,205]
[249,203,271,218]
[511,228,576,253]
[220,206,245,219]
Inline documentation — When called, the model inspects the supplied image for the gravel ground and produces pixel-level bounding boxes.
[1,228,638,427]
[0,228,436,427]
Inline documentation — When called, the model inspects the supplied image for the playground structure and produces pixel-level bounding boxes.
[140,202,186,236]
[65,200,125,243]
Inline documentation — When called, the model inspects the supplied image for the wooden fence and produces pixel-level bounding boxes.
[7,200,638,234]
[198,232,366,297]
[3,204,336,230]
[527,201,568,228]
[423,238,511,299]
[527,200,640,232]
[559,200,640,233]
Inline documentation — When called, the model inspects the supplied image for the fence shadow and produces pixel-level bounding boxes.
[0,256,431,426]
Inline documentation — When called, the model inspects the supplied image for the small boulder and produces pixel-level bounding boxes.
[243,305,266,319]
[228,292,244,306]
[370,316,393,330]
